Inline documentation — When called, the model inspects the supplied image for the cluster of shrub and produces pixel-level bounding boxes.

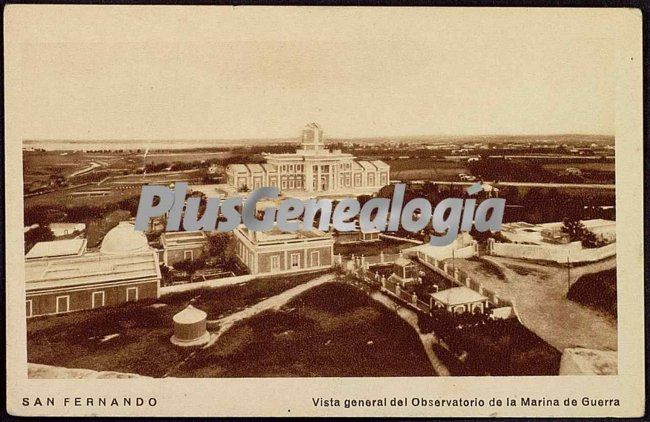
[561,218,610,248]
[417,307,560,376]
[25,195,142,227]
[567,268,617,319]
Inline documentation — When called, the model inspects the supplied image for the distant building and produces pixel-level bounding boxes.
[478,183,499,197]
[160,231,208,266]
[226,123,390,195]
[336,223,381,244]
[337,230,380,244]
[565,167,582,176]
[233,224,334,275]
[48,222,86,238]
[25,222,160,318]
[430,286,488,314]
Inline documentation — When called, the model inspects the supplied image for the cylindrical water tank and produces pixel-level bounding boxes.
[171,304,209,346]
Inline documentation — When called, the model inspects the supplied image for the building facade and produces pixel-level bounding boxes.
[226,123,390,195]
[233,224,334,275]
[25,222,161,318]
[160,231,209,266]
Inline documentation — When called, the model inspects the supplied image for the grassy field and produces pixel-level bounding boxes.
[457,257,506,281]
[387,158,468,181]
[541,162,615,172]
[25,186,141,210]
[23,150,209,195]
[174,282,434,377]
[137,151,231,165]
[27,271,329,377]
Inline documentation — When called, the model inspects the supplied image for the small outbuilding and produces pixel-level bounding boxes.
[430,286,488,314]
[388,257,419,287]
[171,304,210,347]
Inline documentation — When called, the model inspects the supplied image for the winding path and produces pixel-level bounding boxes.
[204,273,336,347]
[369,291,450,376]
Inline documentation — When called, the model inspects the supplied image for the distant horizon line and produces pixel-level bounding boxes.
[23,132,615,145]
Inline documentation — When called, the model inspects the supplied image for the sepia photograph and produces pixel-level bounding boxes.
[5,5,644,417]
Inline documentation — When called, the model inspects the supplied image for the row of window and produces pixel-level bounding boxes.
[269,251,320,270]
[281,164,304,172]
[237,242,322,272]
[277,164,352,173]
[25,287,139,317]
[237,171,387,190]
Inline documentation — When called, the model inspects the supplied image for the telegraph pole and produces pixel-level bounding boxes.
[566,253,571,293]
[452,247,456,274]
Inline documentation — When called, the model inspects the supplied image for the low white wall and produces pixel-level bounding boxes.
[454,244,477,259]
[379,233,424,245]
[491,241,616,263]
[160,274,254,295]
[405,242,477,260]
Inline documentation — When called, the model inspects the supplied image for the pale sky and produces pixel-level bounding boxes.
[6,6,616,140]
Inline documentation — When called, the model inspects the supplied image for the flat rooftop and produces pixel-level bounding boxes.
[25,251,160,292]
[26,238,87,259]
[161,231,207,247]
[236,224,332,245]
[431,286,487,306]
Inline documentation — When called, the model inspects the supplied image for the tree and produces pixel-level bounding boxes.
[173,258,206,279]
[25,226,55,250]
[207,232,236,266]
[560,218,585,242]
[580,229,602,248]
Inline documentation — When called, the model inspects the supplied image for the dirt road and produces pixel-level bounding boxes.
[450,256,617,352]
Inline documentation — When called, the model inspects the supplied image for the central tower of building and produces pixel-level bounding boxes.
[300,122,325,152]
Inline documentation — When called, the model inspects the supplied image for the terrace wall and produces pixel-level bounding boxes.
[489,240,616,263]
